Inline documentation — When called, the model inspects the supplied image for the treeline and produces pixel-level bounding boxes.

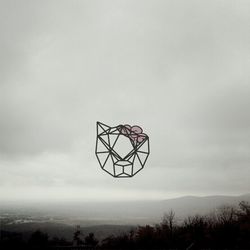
[1,201,250,249]
[0,229,98,249]
[100,201,250,249]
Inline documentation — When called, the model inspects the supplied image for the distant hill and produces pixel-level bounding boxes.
[76,193,250,223]
[2,194,250,223]
[160,193,250,218]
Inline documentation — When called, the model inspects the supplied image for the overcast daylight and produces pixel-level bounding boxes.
[0,0,250,205]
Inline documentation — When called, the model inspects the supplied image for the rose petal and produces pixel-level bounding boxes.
[137,133,146,143]
[130,134,138,139]
[131,125,143,134]
[123,125,131,135]
[124,124,131,130]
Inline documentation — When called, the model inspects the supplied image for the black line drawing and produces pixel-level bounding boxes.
[95,122,150,178]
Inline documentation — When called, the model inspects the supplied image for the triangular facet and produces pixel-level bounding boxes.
[136,138,149,153]
[96,138,109,153]
[97,122,110,135]
[103,154,115,176]
[109,127,119,134]
[96,152,109,167]
[137,152,149,166]
[99,135,111,148]
[124,148,136,160]
[132,154,143,175]
[108,134,120,148]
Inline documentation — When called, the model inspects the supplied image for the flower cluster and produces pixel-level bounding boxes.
[118,124,147,144]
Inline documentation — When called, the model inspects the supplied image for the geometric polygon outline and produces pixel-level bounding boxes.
[95,121,150,178]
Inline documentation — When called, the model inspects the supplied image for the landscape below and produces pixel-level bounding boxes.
[1,194,250,249]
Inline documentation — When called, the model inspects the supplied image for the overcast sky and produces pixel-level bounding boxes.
[0,0,250,202]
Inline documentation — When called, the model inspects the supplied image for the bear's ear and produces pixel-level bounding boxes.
[96,121,110,135]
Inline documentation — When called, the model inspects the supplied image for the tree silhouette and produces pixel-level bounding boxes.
[73,225,84,246]
[85,232,99,247]
[29,230,48,248]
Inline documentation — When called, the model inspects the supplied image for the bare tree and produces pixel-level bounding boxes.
[216,205,237,225]
[162,209,175,236]
[239,201,250,216]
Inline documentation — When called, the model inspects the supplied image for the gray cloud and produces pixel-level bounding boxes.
[0,0,250,200]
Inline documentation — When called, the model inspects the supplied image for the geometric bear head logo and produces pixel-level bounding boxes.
[95,122,150,178]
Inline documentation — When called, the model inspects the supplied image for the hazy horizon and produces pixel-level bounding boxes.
[0,0,250,202]
[1,194,250,228]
